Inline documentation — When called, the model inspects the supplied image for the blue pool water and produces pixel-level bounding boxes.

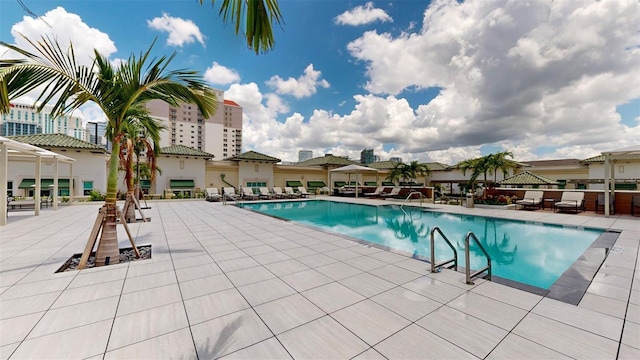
[240,200,604,289]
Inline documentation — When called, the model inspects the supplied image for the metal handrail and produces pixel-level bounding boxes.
[402,191,425,207]
[464,231,492,285]
[222,193,240,206]
[430,227,457,273]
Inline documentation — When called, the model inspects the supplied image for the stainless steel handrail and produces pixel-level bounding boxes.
[464,231,492,285]
[430,226,457,273]
[402,191,425,207]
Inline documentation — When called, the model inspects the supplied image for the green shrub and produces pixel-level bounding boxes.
[89,190,105,201]
[61,196,70,203]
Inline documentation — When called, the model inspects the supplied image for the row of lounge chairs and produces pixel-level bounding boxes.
[363,187,401,198]
[515,191,586,213]
[206,186,311,202]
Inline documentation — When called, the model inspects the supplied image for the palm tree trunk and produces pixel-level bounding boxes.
[95,142,121,266]
[124,169,136,222]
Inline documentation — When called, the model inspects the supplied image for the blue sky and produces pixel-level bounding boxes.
[1,0,639,164]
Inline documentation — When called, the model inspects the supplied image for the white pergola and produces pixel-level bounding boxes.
[0,136,76,225]
[603,145,640,217]
[329,164,379,198]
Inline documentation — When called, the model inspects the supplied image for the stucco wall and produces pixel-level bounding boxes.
[8,150,107,197]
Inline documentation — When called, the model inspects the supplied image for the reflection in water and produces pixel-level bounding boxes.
[457,218,518,266]
[240,200,602,289]
[384,210,430,244]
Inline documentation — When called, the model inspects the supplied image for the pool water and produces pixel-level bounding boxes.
[240,200,604,289]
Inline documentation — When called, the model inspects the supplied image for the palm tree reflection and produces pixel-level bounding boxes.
[385,209,430,243]
[458,218,518,265]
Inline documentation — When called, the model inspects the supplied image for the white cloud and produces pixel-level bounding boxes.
[204,62,240,85]
[266,64,330,98]
[335,2,393,26]
[340,0,640,160]
[8,7,116,66]
[147,13,205,47]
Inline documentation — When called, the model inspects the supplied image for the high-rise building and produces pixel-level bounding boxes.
[360,148,375,164]
[0,103,86,140]
[146,89,243,159]
[85,122,110,150]
[390,156,403,163]
[298,150,313,163]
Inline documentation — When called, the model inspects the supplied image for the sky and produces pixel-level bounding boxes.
[1,0,639,164]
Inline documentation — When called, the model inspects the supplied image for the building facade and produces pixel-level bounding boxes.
[1,103,86,140]
[146,90,243,160]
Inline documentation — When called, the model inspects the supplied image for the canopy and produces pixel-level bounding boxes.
[329,164,378,198]
[603,145,640,217]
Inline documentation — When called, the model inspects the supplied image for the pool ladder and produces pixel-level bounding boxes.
[401,191,426,207]
[430,227,492,285]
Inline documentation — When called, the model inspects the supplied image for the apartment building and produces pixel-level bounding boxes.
[1,103,86,140]
[146,89,243,160]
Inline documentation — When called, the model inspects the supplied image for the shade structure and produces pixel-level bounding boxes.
[602,145,640,217]
[329,164,378,198]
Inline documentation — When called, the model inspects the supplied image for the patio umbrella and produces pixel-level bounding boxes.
[329,164,378,198]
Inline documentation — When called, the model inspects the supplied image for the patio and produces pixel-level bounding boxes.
[0,198,638,359]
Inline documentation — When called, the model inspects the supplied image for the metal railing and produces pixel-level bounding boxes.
[430,227,457,273]
[402,191,426,207]
[464,231,492,285]
[222,193,240,206]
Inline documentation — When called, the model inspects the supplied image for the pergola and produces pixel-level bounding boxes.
[329,164,379,198]
[0,136,76,225]
[603,145,640,217]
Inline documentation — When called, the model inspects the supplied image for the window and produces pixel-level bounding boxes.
[246,181,266,187]
[7,181,13,197]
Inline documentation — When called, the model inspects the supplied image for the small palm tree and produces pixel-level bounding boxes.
[488,151,518,185]
[0,37,217,267]
[118,109,164,223]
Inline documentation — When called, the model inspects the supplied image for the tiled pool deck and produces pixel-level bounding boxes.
[0,197,638,359]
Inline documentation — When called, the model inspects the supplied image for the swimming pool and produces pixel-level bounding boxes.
[240,200,605,290]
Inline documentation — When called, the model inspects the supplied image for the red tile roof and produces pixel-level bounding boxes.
[223,100,240,107]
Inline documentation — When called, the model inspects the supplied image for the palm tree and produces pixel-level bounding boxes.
[0,37,217,267]
[487,151,518,185]
[386,161,430,187]
[457,157,488,192]
[200,0,284,54]
[119,109,164,223]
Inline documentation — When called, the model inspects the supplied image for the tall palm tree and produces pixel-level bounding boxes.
[201,0,284,54]
[458,156,491,192]
[0,36,217,266]
[386,161,430,187]
[119,109,164,223]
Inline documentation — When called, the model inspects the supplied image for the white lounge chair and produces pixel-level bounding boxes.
[242,187,259,200]
[364,186,385,197]
[272,187,287,199]
[205,187,222,202]
[554,192,585,213]
[297,186,311,198]
[284,187,301,198]
[223,187,240,201]
[259,187,274,199]
[515,190,543,210]
[381,187,401,199]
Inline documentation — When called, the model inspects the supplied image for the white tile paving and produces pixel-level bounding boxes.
[0,199,638,359]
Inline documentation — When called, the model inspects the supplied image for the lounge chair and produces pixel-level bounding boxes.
[364,186,385,197]
[515,190,543,210]
[223,187,240,201]
[297,186,311,198]
[381,187,401,199]
[631,196,640,216]
[554,192,585,213]
[272,187,287,199]
[242,187,259,200]
[258,187,274,199]
[284,187,301,198]
[206,187,222,202]
[595,194,614,214]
